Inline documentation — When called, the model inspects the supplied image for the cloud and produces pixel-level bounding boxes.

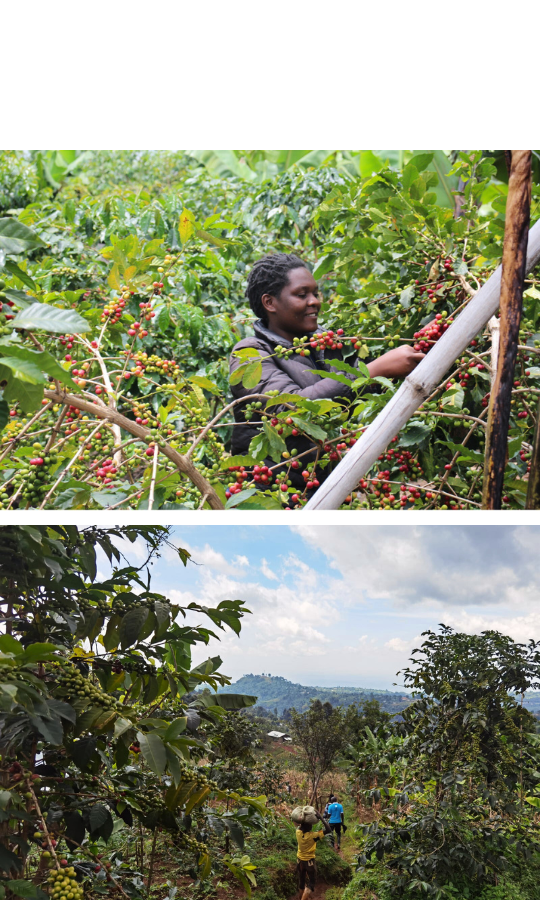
[165,542,247,577]
[384,637,410,653]
[289,524,540,611]
[443,609,540,645]
[260,558,278,581]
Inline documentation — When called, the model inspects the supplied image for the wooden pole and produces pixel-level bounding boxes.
[482,151,532,508]
[304,216,540,511]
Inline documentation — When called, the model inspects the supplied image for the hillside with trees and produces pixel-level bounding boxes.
[218,673,412,715]
[1,150,540,510]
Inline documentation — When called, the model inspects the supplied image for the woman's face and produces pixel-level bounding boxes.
[261,267,321,340]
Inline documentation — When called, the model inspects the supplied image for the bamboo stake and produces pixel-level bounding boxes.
[487,316,500,386]
[483,151,532,508]
[305,216,540,510]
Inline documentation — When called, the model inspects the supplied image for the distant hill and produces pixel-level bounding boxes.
[219,673,413,714]
[219,676,540,721]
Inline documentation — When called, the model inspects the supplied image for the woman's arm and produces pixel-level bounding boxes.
[367,345,425,378]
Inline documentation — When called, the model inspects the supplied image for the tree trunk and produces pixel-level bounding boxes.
[305,213,540,511]
[482,151,532,508]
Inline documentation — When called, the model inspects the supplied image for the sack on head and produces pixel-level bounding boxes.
[292,805,318,825]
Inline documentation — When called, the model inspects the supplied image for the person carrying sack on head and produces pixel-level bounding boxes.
[327,795,345,851]
[292,805,331,899]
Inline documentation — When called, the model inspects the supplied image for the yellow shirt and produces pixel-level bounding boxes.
[296,828,325,861]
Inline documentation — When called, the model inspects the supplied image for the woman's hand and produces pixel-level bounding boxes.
[367,345,425,378]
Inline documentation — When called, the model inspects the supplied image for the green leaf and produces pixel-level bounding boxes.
[0,398,9,433]
[229,363,250,386]
[137,730,167,776]
[232,347,261,360]
[359,151,384,178]
[219,455,256,470]
[88,804,113,841]
[163,718,188,740]
[10,302,90,334]
[291,416,326,442]
[325,358,359,377]
[211,693,257,710]
[3,261,36,291]
[3,377,43,412]
[242,361,262,389]
[70,736,97,770]
[0,218,45,255]
[226,821,245,850]
[400,285,415,308]
[19,642,58,664]
[262,420,287,462]
[408,152,434,173]
[0,357,47,384]
[0,346,78,390]
[401,165,419,191]
[398,422,433,447]
[113,717,133,739]
[312,254,335,279]
[442,386,465,409]
[228,492,282,510]
[189,375,221,396]
[311,369,355,388]
[6,882,48,900]
[119,606,149,648]
[0,634,23,654]
[225,488,259,509]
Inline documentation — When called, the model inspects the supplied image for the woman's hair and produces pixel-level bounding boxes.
[246,253,308,324]
[299,822,313,833]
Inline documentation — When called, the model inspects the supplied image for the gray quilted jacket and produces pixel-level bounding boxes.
[229,320,359,458]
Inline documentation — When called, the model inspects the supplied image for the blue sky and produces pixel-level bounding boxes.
[109,525,540,693]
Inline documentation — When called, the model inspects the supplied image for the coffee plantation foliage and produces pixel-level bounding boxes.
[0,525,268,899]
[1,149,540,510]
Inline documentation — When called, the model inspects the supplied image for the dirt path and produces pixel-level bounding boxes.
[288,881,331,900]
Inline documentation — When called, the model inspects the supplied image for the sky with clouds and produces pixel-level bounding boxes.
[108,525,540,693]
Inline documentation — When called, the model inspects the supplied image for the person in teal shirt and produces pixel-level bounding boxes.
[327,795,345,850]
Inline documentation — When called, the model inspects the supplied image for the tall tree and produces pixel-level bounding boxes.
[291,700,344,807]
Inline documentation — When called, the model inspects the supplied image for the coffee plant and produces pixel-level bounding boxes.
[352,627,540,897]
[1,150,539,509]
[0,525,270,900]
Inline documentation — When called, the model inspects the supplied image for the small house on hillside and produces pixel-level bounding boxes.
[267,731,292,742]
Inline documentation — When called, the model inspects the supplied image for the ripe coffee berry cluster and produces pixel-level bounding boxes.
[226,465,248,497]
[301,468,320,490]
[101,294,127,324]
[251,465,273,487]
[308,328,345,352]
[93,457,118,485]
[413,314,452,352]
[127,350,180,379]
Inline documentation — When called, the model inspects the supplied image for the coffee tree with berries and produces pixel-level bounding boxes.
[1,150,540,510]
[0,525,269,900]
